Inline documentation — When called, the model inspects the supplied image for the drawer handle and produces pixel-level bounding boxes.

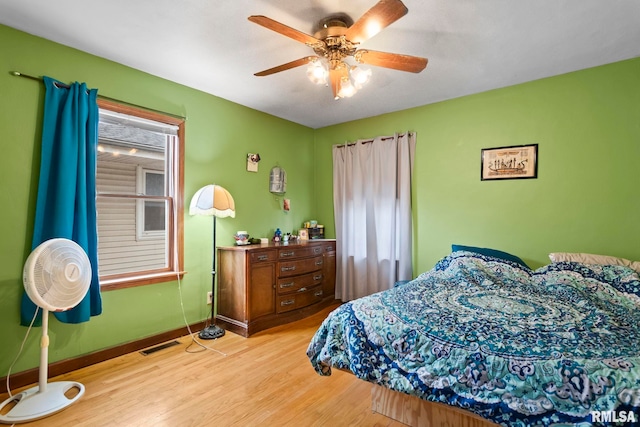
[313,275,322,281]
[281,299,295,306]
[314,247,322,254]
[257,255,269,261]
[280,282,295,288]
[280,251,295,257]
[314,290,323,297]
[315,260,323,266]
[298,287,307,292]
[281,266,296,272]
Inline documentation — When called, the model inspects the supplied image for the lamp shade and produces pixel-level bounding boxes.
[189,184,236,218]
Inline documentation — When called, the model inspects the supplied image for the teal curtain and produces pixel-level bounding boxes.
[20,76,102,325]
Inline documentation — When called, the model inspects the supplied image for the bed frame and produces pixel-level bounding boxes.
[371,385,500,427]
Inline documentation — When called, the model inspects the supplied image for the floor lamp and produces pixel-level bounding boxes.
[189,184,235,339]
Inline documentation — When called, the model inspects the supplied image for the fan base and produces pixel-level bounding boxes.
[0,381,85,424]
[199,324,225,340]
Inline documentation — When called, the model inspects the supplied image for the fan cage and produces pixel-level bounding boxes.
[23,239,92,312]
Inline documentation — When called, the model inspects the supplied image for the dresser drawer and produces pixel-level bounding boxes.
[277,285,324,313]
[278,255,323,278]
[323,242,336,252]
[277,271,323,295]
[277,245,324,260]
[250,249,276,263]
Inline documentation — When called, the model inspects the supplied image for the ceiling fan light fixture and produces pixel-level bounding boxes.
[350,65,372,89]
[337,76,357,99]
[306,58,328,85]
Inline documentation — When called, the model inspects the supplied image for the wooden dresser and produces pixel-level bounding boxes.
[216,240,337,337]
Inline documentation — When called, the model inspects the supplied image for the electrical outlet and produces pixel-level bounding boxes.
[206,291,213,305]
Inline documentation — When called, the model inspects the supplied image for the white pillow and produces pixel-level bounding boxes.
[549,252,640,274]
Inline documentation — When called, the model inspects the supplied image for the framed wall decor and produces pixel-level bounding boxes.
[247,153,260,172]
[481,144,538,180]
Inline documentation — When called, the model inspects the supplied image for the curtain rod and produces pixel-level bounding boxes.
[10,71,187,121]
[335,132,410,148]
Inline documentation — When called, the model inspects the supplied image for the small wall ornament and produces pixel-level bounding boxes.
[247,153,261,172]
[269,166,287,194]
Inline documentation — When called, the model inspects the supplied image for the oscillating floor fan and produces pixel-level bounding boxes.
[0,238,91,424]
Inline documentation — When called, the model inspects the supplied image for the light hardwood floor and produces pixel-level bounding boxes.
[1,304,406,427]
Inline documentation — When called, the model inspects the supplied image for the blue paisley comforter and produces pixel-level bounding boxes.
[307,251,640,426]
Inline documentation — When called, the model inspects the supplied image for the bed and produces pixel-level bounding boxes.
[307,250,640,426]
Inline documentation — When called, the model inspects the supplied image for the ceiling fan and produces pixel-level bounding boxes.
[248,0,428,99]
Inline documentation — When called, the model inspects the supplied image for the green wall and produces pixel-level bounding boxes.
[314,57,640,275]
[0,25,315,374]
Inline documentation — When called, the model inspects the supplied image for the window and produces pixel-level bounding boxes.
[136,167,165,238]
[96,99,184,290]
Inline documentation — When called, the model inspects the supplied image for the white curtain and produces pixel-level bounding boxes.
[332,132,415,301]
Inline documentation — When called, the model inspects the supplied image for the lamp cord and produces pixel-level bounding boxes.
[175,189,224,354]
[176,268,226,356]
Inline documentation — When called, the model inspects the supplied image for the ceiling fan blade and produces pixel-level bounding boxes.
[254,56,318,77]
[248,15,320,46]
[345,0,409,44]
[355,49,428,73]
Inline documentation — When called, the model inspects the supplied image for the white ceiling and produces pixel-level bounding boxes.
[1,0,639,129]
